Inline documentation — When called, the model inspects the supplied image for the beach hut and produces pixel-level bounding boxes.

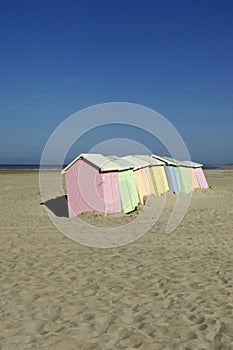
[151,155,181,194]
[110,158,140,213]
[176,160,200,190]
[61,154,138,217]
[180,161,208,189]
[163,157,193,193]
[134,155,169,196]
[120,155,154,203]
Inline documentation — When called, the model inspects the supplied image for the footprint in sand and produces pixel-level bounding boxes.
[198,324,208,331]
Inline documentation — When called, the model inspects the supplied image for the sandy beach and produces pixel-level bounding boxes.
[0,169,233,350]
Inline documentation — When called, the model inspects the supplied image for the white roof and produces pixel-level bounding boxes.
[179,160,203,168]
[163,157,181,166]
[112,158,136,170]
[151,154,178,166]
[163,157,203,168]
[134,154,164,166]
[61,154,129,174]
[121,155,150,170]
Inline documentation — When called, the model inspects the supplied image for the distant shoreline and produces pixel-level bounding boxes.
[204,165,233,169]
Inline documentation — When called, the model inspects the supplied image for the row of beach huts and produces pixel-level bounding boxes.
[62,154,209,217]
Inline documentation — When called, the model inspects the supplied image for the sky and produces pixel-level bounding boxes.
[0,0,232,165]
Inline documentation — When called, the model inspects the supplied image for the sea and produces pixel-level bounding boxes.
[0,165,64,170]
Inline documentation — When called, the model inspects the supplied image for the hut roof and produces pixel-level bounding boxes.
[134,154,164,166]
[112,158,136,170]
[61,153,134,174]
[151,154,178,166]
[121,155,150,170]
[178,160,203,168]
[163,157,203,168]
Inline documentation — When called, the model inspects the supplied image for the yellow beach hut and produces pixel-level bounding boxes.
[134,155,169,196]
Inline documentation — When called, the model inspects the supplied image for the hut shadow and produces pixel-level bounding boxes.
[41,195,69,217]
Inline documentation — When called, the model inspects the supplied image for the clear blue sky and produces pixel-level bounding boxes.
[0,0,232,165]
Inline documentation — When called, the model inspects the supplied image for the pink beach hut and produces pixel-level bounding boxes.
[180,161,208,189]
[61,154,134,217]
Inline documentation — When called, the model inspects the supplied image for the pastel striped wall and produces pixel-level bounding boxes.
[65,159,104,217]
[142,167,156,197]
[151,165,169,195]
[65,159,122,217]
[159,166,169,192]
[178,167,193,193]
[101,172,122,214]
[195,167,208,189]
[189,168,200,189]
[133,169,149,203]
[164,165,181,194]
[172,167,181,194]
[118,170,139,213]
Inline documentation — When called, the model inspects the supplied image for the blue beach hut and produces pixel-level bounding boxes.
[151,155,181,194]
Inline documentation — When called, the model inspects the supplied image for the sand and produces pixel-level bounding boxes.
[0,169,233,349]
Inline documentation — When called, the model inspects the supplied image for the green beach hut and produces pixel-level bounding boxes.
[109,157,140,213]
